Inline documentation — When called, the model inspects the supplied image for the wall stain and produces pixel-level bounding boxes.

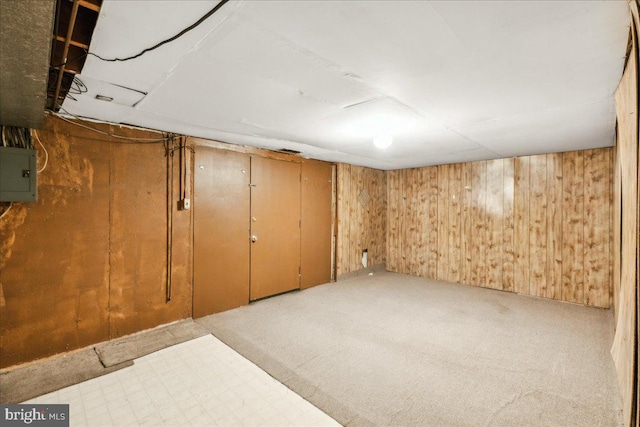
[0,204,29,272]
[2,117,204,367]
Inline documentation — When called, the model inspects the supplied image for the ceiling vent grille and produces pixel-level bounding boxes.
[276,148,301,155]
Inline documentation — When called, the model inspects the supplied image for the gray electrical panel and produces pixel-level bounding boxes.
[0,147,37,202]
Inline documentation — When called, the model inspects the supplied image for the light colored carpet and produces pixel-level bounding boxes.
[197,272,623,427]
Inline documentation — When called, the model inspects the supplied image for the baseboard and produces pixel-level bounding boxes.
[336,263,386,281]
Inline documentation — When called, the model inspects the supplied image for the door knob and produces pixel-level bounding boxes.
[251,235,258,242]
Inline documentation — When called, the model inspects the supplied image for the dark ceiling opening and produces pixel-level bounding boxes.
[47,0,102,111]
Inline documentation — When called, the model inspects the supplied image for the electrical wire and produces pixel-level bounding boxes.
[50,52,89,70]
[67,76,88,95]
[55,109,173,143]
[1,126,33,149]
[48,75,86,108]
[33,130,49,173]
[168,138,194,202]
[0,203,12,220]
[88,0,230,63]
[166,135,176,302]
[181,138,187,200]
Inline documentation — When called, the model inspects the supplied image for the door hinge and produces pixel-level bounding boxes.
[299,220,301,228]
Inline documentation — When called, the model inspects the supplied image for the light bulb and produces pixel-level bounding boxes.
[373,134,393,149]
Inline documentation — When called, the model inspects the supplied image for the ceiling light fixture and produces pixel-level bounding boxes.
[373,134,393,150]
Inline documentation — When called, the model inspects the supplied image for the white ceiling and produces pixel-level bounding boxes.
[63,0,630,170]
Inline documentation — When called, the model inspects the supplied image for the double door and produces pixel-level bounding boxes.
[193,148,303,317]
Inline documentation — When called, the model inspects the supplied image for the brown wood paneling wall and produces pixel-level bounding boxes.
[108,140,192,339]
[337,163,386,276]
[386,169,402,274]
[337,163,352,276]
[514,157,530,294]
[386,149,613,308]
[461,163,473,285]
[436,165,449,281]
[0,117,335,369]
[0,120,111,368]
[471,161,488,286]
[529,155,548,298]
[427,167,439,279]
[0,116,192,368]
[561,151,585,304]
[612,4,640,425]
[503,159,515,293]
[583,149,612,307]
[486,159,507,290]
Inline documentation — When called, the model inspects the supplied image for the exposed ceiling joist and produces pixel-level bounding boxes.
[47,0,102,110]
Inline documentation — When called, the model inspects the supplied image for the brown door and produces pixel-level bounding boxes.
[301,160,333,288]
[193,148,250,317]
[250,156,301,300]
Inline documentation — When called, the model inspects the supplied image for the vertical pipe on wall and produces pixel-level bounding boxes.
[184,138,191,202]
[166,136,174,302]
[331,164,337,282]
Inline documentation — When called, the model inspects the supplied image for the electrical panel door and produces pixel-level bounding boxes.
[0,147,37,202]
